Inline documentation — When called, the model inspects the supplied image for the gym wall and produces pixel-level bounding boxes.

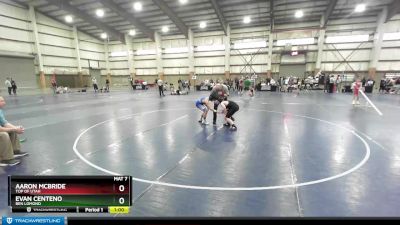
[0,55,36,90]
[1,1,400,91]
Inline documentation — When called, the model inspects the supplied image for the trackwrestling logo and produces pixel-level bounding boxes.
[2,217,64,225]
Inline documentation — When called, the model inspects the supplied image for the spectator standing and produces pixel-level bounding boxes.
[5,78,12,95]
[336,75,342,93]
[157,78,165,97]
[329,75,335,93]
[105,79,110,92]
[178,78,182,91]
[51,77,57,94]
[379,78,386,93]
[11,79,17,95]
[235,77,239,90]
[352,79,362,105]
[91,77,98,92]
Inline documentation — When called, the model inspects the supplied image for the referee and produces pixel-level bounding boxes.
[209,83,229,125]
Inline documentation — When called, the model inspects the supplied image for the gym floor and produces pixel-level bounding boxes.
[0,88,399,217]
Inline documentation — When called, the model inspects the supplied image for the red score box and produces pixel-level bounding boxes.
[35,183,130,195]
[10,176,131,196]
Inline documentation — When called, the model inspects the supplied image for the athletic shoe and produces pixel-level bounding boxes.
[230,125,237,131]
[14,151,29,159]
[352,100,355,105]
[0,159,20,167]
[202,121,209,125]
[223,123,230,126]
[356,101,360,105]
[198,119,203,123]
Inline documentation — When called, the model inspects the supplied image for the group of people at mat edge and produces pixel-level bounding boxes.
[0,96,28,167]
[4,78,18,95]
[195,83,247,131]
[92,77,110,93]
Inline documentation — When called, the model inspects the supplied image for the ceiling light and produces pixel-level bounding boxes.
[355,4,366,13]
[295,10,303,18]
[162,26,169,33]
[133,2,143,11]
[96,9,104,17]
[179,0,188,4]
[243,16,251,24]
[101,33,107,39]
[65,15,73,23]
[199,21,207,29]
[129,29,136,36]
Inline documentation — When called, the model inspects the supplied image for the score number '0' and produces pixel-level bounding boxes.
[117,185,126,205]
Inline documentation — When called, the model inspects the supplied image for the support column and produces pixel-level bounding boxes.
[72,26,83,87]
[125,34,135,81]
[104,41,111,83]
[188,29,195,81]
[29,4,45,89]
[224,25,231,79]
[369,8,388,80]
[267,31,273,78]
[315,16,326,75]
[315,28,326,75]
[155,32,164,80]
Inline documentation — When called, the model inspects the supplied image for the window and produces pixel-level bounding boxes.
[164,47,188,54]
[233,40,267,49]
[195,44,225,51]
[325,34,369,43]
[136,49,156,55]
[383,32,400,41]
[276,38,314,46]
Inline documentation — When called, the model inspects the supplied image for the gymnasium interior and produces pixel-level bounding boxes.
[0,0,400,217]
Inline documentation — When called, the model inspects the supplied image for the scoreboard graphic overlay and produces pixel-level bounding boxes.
[8,176,132,214]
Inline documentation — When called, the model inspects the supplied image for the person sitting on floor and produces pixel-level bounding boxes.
[56,86,64,94]
[171,89,188,95]
[0,96,28,166]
